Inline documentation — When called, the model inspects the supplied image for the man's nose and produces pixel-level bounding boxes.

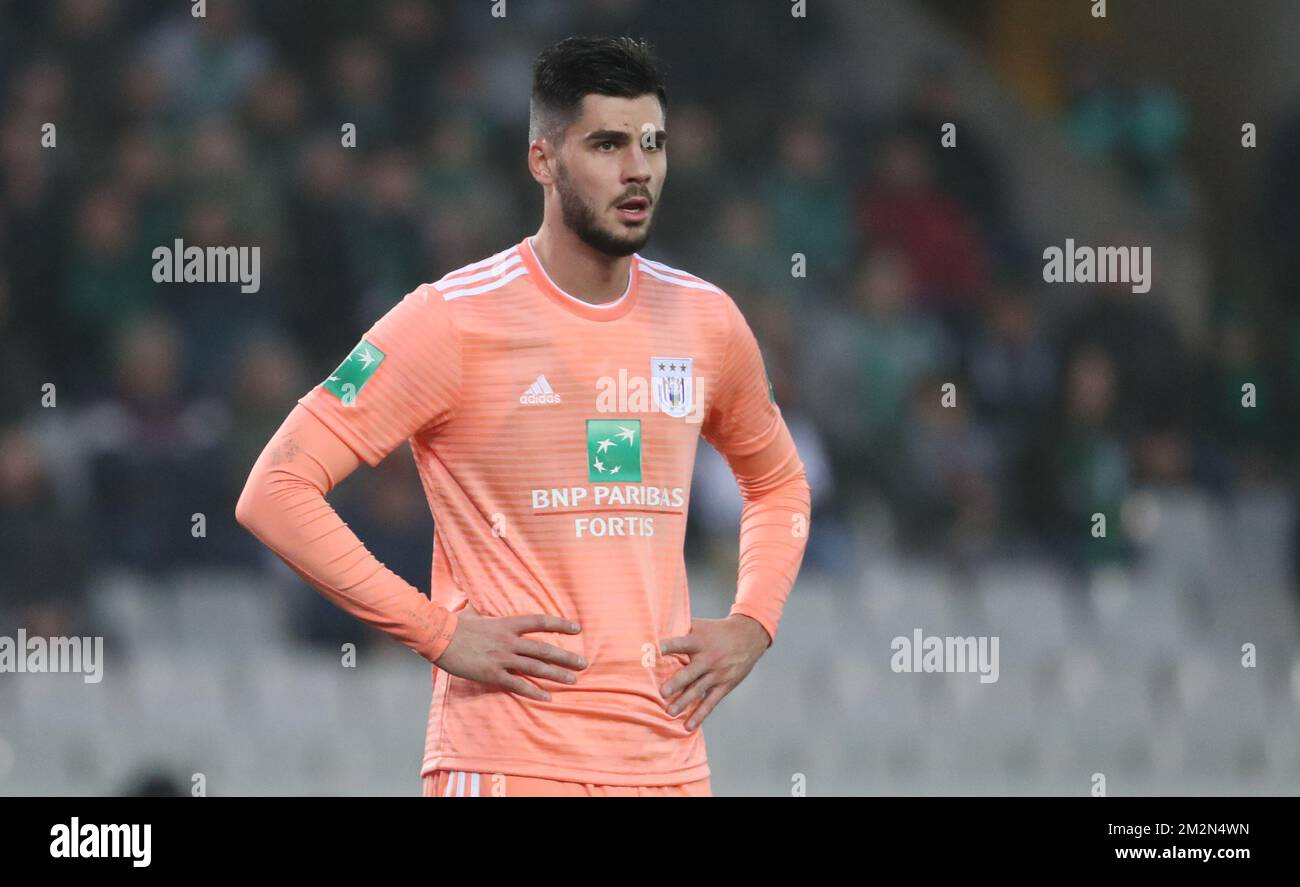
[623,145,653,182]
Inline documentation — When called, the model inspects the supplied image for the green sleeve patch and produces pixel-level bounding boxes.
[324,339,386,403]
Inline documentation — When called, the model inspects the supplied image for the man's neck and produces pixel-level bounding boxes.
[530,225,633,305]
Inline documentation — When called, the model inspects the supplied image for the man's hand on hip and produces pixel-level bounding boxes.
[658,614,771,731]
[434,602,587,701]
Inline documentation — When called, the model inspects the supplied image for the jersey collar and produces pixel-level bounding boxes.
[519,235,640,322]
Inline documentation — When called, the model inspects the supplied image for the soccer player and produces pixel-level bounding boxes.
[235,36,811,797]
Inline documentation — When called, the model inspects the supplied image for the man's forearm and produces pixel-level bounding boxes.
[727,437,812,646]
[234,405,457,663]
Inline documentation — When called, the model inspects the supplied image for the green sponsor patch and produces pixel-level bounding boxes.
[586,418,641,482]
[324,339,386,403]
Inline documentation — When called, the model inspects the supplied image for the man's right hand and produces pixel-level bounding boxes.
[432,602,587,701]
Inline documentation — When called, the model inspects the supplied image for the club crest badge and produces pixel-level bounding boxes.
[651,356,694,418]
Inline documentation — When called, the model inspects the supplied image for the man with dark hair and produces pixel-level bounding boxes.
[526,36,669,261]
[237,35,811,797]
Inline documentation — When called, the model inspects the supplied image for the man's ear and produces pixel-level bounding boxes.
[529,140,555,186]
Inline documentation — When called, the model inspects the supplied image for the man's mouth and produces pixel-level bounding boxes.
[616,196,650,222]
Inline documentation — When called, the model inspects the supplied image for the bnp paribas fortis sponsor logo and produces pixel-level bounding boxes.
[586,419,641,482]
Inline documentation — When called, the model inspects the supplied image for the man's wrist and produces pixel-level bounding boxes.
[426,607,459,665]
[731,612,773,650]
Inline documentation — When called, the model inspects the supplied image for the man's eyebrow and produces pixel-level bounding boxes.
[585,129,668,144]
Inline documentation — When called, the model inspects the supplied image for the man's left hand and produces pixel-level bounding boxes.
[658,614,772,731]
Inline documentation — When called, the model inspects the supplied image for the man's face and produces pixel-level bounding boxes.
[551,93,666,257]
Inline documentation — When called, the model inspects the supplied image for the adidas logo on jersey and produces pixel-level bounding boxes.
[520,375,562,405]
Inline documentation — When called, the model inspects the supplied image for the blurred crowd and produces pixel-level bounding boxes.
[2,0,1299,651]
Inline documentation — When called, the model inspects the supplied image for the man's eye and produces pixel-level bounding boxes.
[598,141,616,151]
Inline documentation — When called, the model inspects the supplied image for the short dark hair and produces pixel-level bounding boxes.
[529,36,667,146]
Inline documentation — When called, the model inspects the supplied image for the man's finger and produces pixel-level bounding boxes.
[504,655,578,685]
[660,658,708,701]
[665,669,713,715]
[666,675,712,717]
[511,639,587,671]
[659,634,701,656]
[684,684,728,731]
[496,671,551,702]
[510,613,582,635]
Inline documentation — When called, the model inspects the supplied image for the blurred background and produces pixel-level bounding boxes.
[2,0,1299,795]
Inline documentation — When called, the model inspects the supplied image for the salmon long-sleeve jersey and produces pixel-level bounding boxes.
[241,234,811,786]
